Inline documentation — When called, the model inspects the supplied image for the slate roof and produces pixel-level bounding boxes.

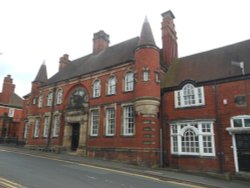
[162,39,250,89]
[34,63,48,83]
[45,37,139,86]
[0,93,23,108]
[138,17,156,47]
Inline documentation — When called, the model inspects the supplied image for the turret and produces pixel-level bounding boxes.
[32,62,48,93]
[134,17,161,116]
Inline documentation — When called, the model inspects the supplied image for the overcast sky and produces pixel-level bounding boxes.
[0,0,250,97]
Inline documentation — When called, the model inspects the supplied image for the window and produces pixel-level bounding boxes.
[107,76,116,95]
[32,98,36,105]
[34,118,40,138]
[90,110,99,136]
[68,87,87,109]
[231,116,250,128]
[175,84,204,108]
[106,108,115,136]
[38,95,43,108]
[52,115,60,137]
[143,71,149,81]
[43,116,49,137]
[56,89,63,104]
[47,92,53,106]
[123,105,135,136]
[155,72,160,83]
[24,122,29,139]
[93,80,101,98]
[8,108,15,117]
[124,72,134,92]
[170,121,215,156]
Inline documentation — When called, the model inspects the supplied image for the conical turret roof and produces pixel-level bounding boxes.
[137,17,156,47]
[33,62,48,83]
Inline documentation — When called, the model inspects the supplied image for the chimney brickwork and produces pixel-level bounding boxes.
[93,30,110,54]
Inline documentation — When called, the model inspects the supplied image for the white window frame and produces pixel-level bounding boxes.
[143,70,149,81]
[90,109,99,136]
[93,80,101,98]
[43,116,50,137]
[230,115,250,128]
[34,118,40,138]
[123,105,135,136]
[8,108,15,117]
[106,108,115,136]
[170,121,215,156]
[56,89,63,105]
[124,72,134,92]
[47,92,53,106]
[52,115,60,137]
[107,76,116,95]
[24,122,29,139]
[174,84,205,108]
[38,95,43,108]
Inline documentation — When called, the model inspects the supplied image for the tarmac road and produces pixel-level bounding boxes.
[0,148,203,188]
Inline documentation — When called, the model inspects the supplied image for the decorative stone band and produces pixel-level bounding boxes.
[134,98,160,116]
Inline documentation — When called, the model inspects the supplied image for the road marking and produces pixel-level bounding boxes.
[86,175,96,180]
[0,177,26,188]
[0,149,206,188]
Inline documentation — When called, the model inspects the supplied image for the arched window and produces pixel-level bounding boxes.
[47,92,53,106]
[181,128,199,153]
[174,83,204,108]
[171,122,215,156]
[107,76,116,95]
[183,84,195,106]
[124,72,134,92]
[93,80,101,98]
[56,89,63,105]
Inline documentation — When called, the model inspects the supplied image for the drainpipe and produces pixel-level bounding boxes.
[213,82,224,173]
[46,86,56,149]
[159,90,166,167]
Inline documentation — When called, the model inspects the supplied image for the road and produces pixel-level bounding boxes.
[0,149,201,188]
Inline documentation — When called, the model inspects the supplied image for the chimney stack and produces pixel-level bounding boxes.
[1,75,15,104]
[59,54,70,71]
[93,30,110,54]
[161,10,178,67]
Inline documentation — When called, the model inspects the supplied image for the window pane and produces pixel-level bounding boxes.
[244,119,250,127]
[91,110,99,136]
[123,106,134,135]
[125,73,134,91]
[106,108,115,135]
[233,119,242,127]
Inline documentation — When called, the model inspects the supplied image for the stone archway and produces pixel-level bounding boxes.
[62,87,89,155]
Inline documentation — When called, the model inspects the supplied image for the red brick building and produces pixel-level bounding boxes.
[22,10,177,167]
[21,9,250,174]
[0,75,23,140]
[162,39,250,173]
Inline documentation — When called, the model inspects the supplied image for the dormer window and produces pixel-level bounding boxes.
[175,84,205,108]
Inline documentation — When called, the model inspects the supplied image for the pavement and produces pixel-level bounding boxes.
[0,145,250,188]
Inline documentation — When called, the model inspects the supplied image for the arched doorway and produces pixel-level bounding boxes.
[63,87,89,154]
